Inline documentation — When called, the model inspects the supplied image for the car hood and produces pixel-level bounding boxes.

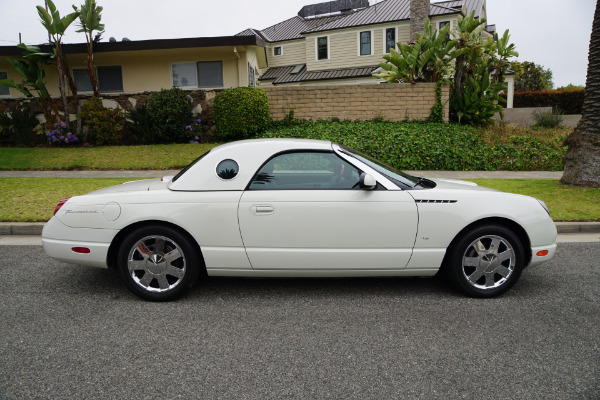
[428,178,499,192]
[86,178,167,195]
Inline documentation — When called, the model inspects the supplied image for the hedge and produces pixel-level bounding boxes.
[500,89,584,114]
[258,120,566,171]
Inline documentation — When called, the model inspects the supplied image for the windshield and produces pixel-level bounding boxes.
[339,145,421,188]
[172,150,211,182]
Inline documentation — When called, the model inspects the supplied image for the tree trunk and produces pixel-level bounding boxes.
[561,0,600,187]
[55,44,68,126]
[410,0,429,43]
[87,35,100,97]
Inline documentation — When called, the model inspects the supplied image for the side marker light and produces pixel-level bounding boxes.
[536,250,549,257]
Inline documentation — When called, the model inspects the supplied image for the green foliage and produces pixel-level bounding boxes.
[213,87,271,139]
[558,83,584,90]
[514,61,554,91]
[126,105,155,144]
[532,108,564,128]
[0,107,38,146]
[257,120,566,171]
[451,12,519,126]
[36,0,80,37]
[427,82,444,122]
[374,19,458,83]
[145,88,192,143]
[78,97,126,145]
[73,0,104,96]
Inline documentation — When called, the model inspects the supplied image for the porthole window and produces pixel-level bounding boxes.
[216,159,239,180]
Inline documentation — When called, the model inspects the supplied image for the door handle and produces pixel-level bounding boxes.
[250,205,274,215]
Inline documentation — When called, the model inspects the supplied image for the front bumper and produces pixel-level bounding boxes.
[528,243,558,267]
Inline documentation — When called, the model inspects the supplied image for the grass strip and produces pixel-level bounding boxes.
[471,179,600,222]
[0,178,597,223]
[0,143,219,171]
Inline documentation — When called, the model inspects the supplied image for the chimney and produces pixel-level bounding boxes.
[410,0,430,43]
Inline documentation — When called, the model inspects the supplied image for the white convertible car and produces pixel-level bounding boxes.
[42,139,557,301]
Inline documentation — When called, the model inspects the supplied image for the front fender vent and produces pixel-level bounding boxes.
[415,199,457,204]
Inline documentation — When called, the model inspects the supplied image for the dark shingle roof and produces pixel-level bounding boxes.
[304,0,465,34]
[259,64,379,84]
[238,0,486,42]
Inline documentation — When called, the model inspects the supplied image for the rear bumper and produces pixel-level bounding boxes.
[42,217,117,269]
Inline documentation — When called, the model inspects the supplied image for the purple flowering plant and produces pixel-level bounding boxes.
[46,121,79,145]
[186,118,203,144]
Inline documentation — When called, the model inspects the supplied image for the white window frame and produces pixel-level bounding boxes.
[0,71,11,97]
[383,27,397,54]
[358,30,373,57]
[315,35,330,61]
[273,46,283,57]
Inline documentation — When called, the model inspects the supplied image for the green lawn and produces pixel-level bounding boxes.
[472,179,600,222]
[0,143,219,170]
[0,178,597,222]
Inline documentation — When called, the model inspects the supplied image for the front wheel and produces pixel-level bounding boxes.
[446,225,525,298]
[117,225,200,301]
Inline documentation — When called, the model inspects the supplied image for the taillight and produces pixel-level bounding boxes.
[54,197,71,215]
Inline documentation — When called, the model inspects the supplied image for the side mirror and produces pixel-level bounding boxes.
[359,173,376,190]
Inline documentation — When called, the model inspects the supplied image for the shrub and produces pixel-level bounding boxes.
[257,120,566,171]
[213,87,270,140]
[532,108,563,128]
[0,107,38,146]
[500,89,584,114]
[145,88,192,143]
[126,105,155,144]
[78,97,127,145]
[45,121,80,145]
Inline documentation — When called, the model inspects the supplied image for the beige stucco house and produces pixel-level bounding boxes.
[0,35,266,99]
[237,0,514,107]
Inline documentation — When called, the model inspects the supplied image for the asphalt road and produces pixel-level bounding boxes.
[0,243,598,400]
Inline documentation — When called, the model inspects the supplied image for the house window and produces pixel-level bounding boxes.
[439,21,450,39]
[248,63,255,87]
[172,63,198,87]
[197,61,223,88]
[97,66,123,92]
[385,28,395,53]
[172,61,224,89]
[73,66,123,92]
[360,31,371,56]
[317,37,328,60]
[273,46,282,56]
[0,71,10,96]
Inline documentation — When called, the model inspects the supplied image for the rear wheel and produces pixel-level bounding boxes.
[117,225,200,301]
[446,224,525,298]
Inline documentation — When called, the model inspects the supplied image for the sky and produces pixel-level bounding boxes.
[0,0,595,87]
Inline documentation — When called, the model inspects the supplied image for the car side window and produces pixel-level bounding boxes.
[249,151,360,190]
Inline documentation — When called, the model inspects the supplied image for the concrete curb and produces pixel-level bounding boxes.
[1,222,598,236]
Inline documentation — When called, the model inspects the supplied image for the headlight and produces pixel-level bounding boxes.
[537,199,550,216]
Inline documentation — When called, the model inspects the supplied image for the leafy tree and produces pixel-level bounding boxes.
[561,0,600,187]
[374,20,459,83]
[0,44,60,127]
[451,12,519,125]
[73,0,104,97]
[37,0,80,128]
[514,61,554,91]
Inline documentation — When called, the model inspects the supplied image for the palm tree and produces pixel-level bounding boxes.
[74,0,104,97]
[37,0,80,127]
[561,0,600,187]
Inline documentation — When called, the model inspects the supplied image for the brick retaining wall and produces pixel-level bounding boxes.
[261,83,449,122]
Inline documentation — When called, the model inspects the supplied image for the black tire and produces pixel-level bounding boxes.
[117,225,200,301]
[445,224,525,298]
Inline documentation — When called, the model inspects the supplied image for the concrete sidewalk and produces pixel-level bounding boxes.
[0,170,564,179]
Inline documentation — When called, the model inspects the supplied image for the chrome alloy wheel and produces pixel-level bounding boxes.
[461,235,516,290]
[127,235,186,293]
